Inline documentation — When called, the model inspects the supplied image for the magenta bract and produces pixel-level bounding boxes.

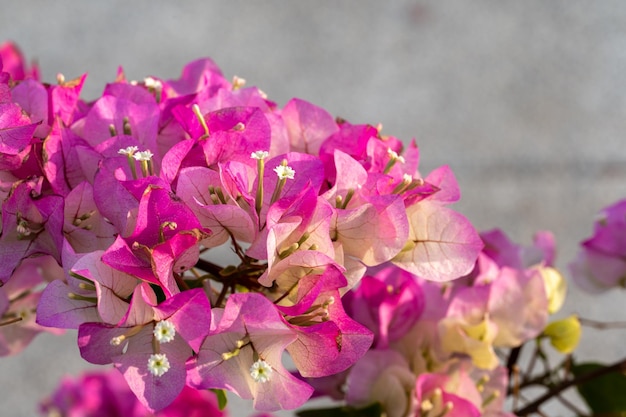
[0,44,492,414]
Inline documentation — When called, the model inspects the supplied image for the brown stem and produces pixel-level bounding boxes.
[507,345,523,380]
[0,316,23,326]
[214,282,232,308]
[556,393,588,417]
[511,356,571,395]
[228,231,246,262]
[194,258,224,277]
[174,273,190,291]
[522,341,541,386]
[514,357,626,416]
[578,317,626,329]
[509,370,548,395]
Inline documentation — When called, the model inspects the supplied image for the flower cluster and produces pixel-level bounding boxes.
[0,41,484,413]
[308,228,568,417]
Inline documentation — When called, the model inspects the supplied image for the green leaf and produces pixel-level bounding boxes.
[210,389,228,410]
[571,362,626,415]
[296,403,383,417]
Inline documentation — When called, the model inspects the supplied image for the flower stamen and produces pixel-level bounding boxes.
[192,104,210,139]
[110,324,144,346]
[118,146,139,179]
[221,339,248,361]
[144,77,163,102]
[270,160,295,205]
[251,151,269,216]
[133,150,154,177]
[122,117,132,136]
[384,148,406,174]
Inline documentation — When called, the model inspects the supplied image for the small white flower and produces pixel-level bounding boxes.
[232,75,246,89]
[402,173,413,183]
[118,146,139,156]
[387,148,405,163]
[273,165,295,180]
[153,320,176,344]
[147,353,170,377]
[249,359,273,383]
[144,76,162,90]
[251,150,269,160]
[133,150,154,161]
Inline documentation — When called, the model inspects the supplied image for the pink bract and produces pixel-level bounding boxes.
[0,44,488,414]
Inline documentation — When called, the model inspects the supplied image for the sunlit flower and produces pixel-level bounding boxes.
[273,165,295,179]
[250,359,273,383]
[153,320,176,344]
[147,353,171,377]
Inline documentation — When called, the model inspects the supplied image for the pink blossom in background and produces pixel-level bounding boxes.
[570,199,626,292]
[39,368,227,417]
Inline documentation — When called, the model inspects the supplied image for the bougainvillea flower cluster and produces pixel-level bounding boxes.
[0,41,486,413]
[324,229,565,417]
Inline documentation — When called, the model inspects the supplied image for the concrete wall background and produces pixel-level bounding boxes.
[1,1,626,415]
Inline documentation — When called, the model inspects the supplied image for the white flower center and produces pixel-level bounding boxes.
[273,165,295,180]
[249,359,273,383]
[251,150,269,160]
[153,320,176,344]
[147,353,170,377]
[118,146,139,156]
[133,150,154,161]
[144,77,162,90]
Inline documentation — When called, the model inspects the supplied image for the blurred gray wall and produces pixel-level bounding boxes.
[2,2,626,416]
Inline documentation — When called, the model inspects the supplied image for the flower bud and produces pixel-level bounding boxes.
[542,315,581,354]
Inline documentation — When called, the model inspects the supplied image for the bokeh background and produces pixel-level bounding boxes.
[2,1,626,416]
